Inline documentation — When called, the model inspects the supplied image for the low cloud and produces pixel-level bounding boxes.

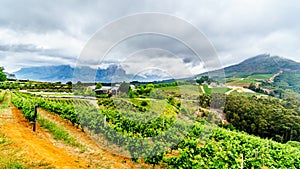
[0,0,299,77]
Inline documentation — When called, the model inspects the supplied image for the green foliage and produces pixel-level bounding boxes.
[0,134,27,169]
[0,67,7,82]
[9,88,300,169]
[196,76,211,84]
[165,127,300,169]
[95,82,103,89]
[0,90,6,103]
[118,82,130,93]
[287,141,300,149]
[11,92,93,125]
[200,93,300,143]
[140,101,148,107]
[0,91,9,112]
[153,82,178,88]
[129,83,155,98]
[224,94,300,143]
[84,87,94,96]
[11,93,35,121]
[247,74,273,80]
[74,86,95,97]
[274,72,300,93]
[0,81,72,92]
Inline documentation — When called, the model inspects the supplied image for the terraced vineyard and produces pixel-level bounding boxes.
[10,91,300,168]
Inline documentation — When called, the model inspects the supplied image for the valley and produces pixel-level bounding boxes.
[0,54,300,168]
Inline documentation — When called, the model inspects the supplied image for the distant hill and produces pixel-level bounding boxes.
[14,65,75,82]
[14,64,165,82]
[197,54,300,78]
[196,54,300,99]
[223,54,300,77]
[13,54,300,84]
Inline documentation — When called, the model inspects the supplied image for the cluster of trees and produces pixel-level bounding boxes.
[224,95,300,143]
[122,82,179,99]
[0,67,7,82]
[199,93,300,143]
[249,83,284,98]
[153,81,178,88]
[253,72,300,99]
[128,84,155,98]
[196,76,212,84]
[0,81,72,91]
[249,83,269,94]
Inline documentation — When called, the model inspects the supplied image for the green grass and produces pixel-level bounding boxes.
[247,74,273,80]
[38,118,84,149]
[0,94,9,112]
[226,77,257,86]
[212,87,231,93]
[226,74,274,86]
[0,90,6,102]
[229,91,267,97]
[0,134,28,169]
[158,85,200,99]
[46,93,74,97]
[202,85,231,95]
[116,98,178,118]
[203,85,212,94]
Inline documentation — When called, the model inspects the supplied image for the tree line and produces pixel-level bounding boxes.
[199,93,300,143]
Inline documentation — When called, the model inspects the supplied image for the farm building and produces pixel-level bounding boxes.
[94,85,120,95]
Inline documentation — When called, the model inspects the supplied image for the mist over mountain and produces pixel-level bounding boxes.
[13,64,166,82]
[198,54,300,78]
[223,54,300,77]
[13,54,300,83]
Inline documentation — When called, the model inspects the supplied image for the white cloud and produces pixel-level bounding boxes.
[0,0,300,77]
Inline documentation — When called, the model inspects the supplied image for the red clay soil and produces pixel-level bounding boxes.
[1,107,89,168]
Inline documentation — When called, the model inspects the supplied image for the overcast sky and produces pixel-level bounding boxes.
[0,0,300,77]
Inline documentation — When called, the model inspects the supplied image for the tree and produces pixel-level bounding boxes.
[66,81,72,86]
[0,67,7,82]
[95,82,103,89]
[196,76,210,84]
[76,81,82,86]
[119,82,130,93]
[84,87,94,96]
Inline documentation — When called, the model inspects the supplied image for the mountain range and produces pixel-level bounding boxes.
[14,64,166,83]
[13,54,300,83]
[222,54,300,77]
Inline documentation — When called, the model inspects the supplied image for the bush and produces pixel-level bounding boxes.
[287,141,300,149]
[141,101,148,106]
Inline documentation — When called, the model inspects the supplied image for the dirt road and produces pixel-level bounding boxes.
[0,94,151,169]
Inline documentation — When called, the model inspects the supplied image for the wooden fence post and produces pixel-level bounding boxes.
[33,104,38,132]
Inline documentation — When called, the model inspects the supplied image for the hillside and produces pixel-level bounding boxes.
[13,64,168,83]
[13,54,300,83]
[14,65,131,82]
[216,54,300,78]
[195,54,300,98]
[3,91,300,168]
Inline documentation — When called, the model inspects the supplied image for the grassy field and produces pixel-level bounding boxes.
[229,90,268,97]
[108,97,179,118]
[247,73,273,80]
[226,78,257,86]
[158,85,200,99]
[202,85,231,95]
[226,73,274,86]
